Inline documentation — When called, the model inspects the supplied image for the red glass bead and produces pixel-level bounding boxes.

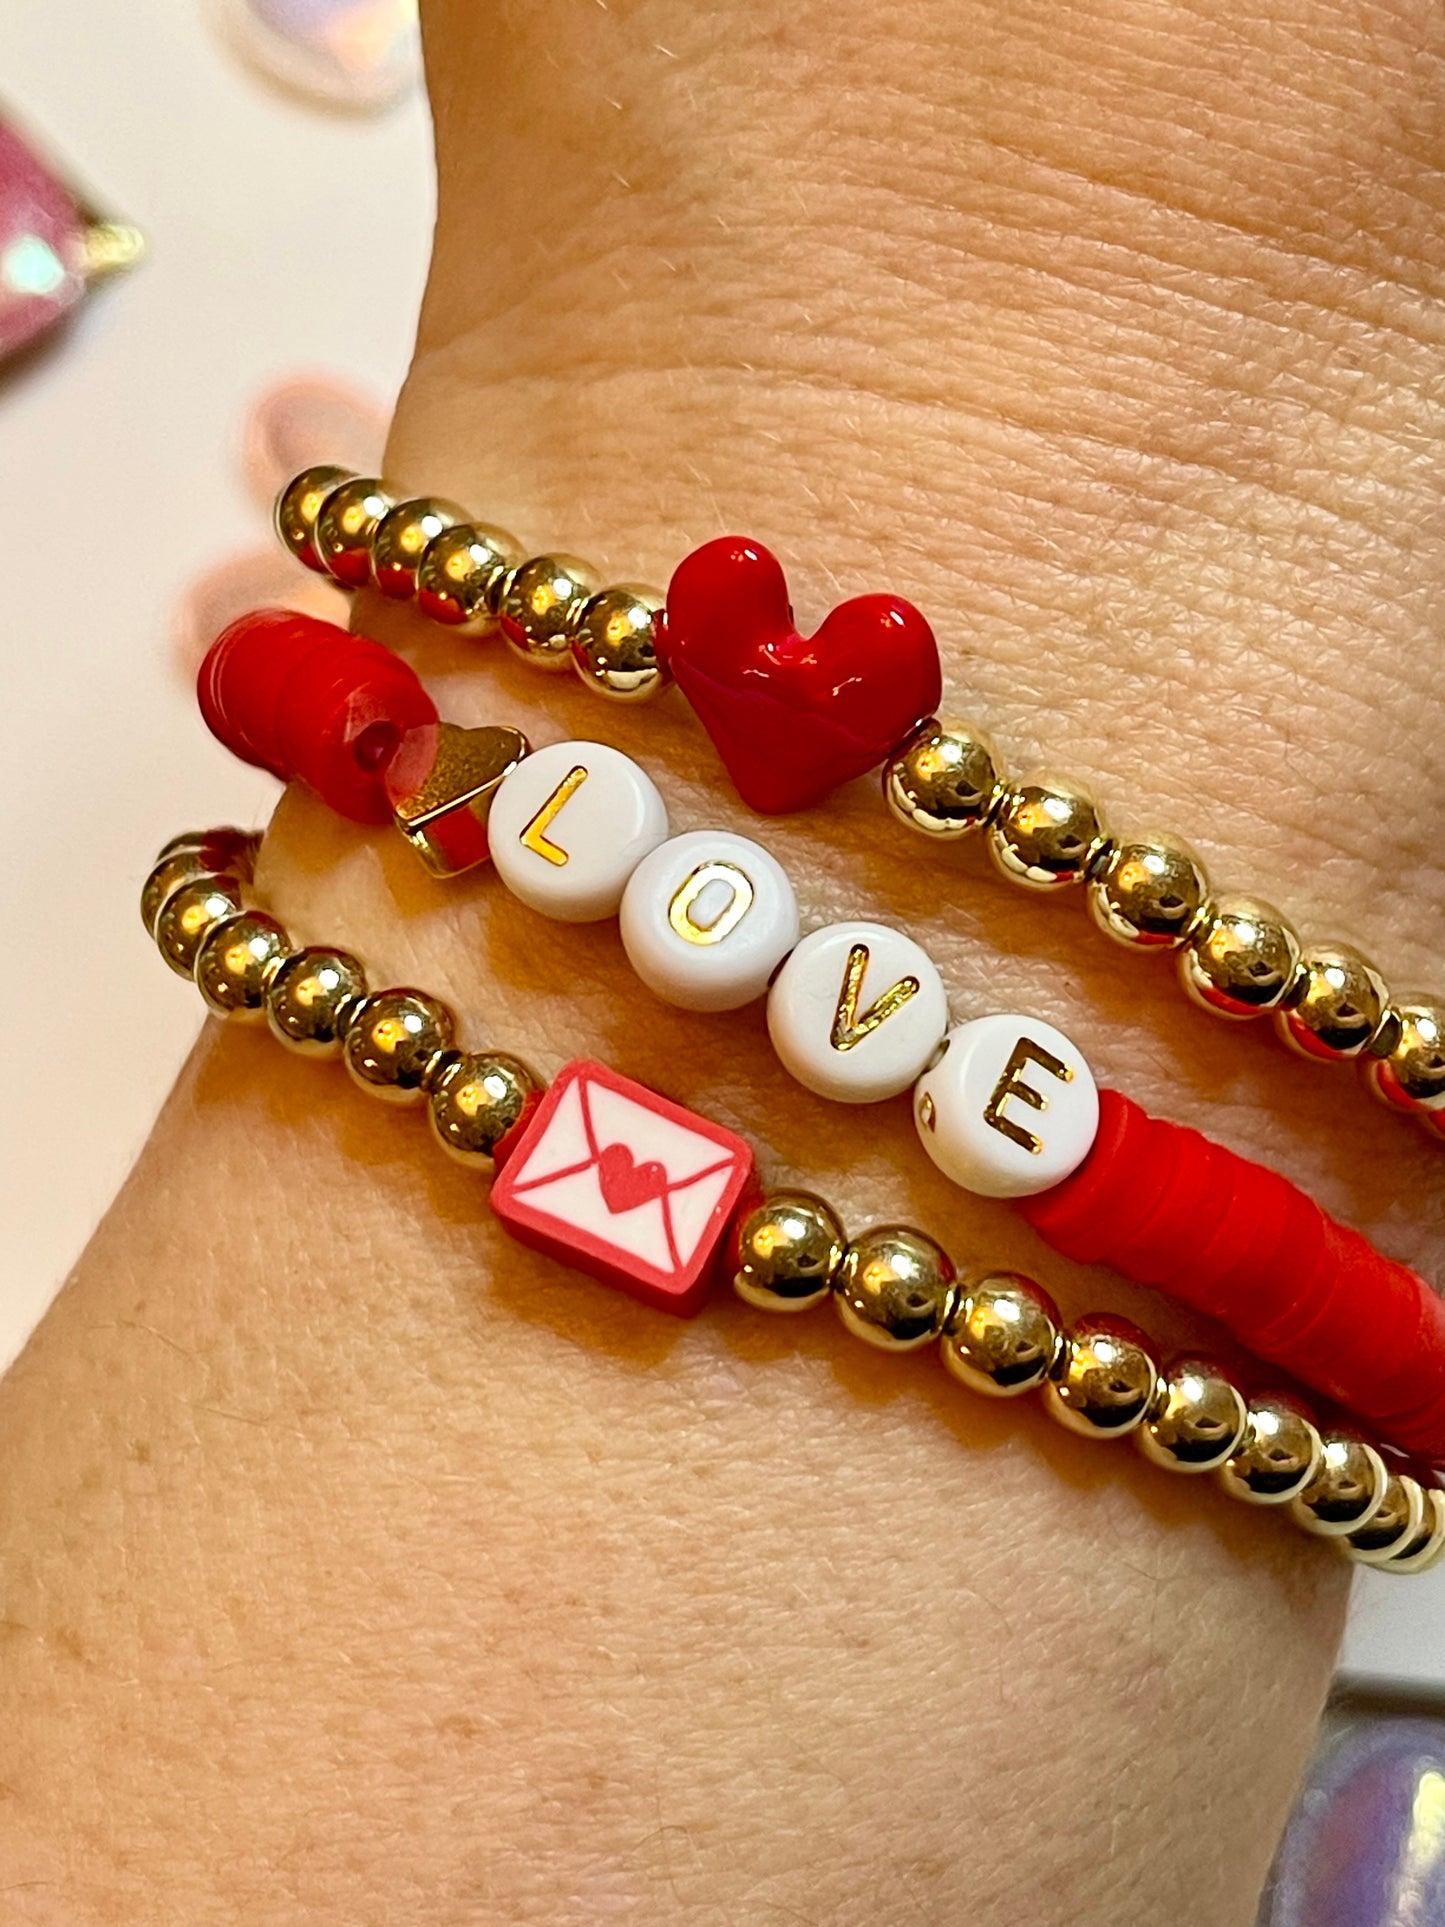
[490,1059,757,1317]
[663,537,942,814]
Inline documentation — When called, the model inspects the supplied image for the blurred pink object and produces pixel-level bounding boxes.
[212,0,421,112]
[0,119,142,366]
[173,372,385,680]
[241,370,387,509]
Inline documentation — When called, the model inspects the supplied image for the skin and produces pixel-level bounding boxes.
[2,1,1443,1920]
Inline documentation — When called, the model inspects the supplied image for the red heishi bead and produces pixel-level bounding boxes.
[490,1060,756,1317]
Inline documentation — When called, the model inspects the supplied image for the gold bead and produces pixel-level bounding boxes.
[193,911,291,1021]
[1364,999,1445,1115]
[389,722,531,879]
[1218,1394,1324,1505]
[154,875,246,978]
[1044,1315,1160,1438]
[1289,1432,1388,1538]
[343,989,455,1104]
[415,521,519,633]
[141,830,258,936]
[499,554,600,670]
[986,772,1110,889]
[941,1271,1061,1397]
[274,464,354,573]
[833,1225,957,1352]
[265,946,368,1057]
[883,717,1005,839]
[370,496,466,600]
[731,1191,847,1313]
[427,1052,543,1169]
[313,475,395,587]
[1277,943,1390,1061]
[153,826,259,868]
[1348,1472,1427,1565]
[1087,831,1210,950]
[1180,894,1303,1019]
[1136,1357,1248,1473]
[571,584,670,702]
[1377,1488,1445,1576]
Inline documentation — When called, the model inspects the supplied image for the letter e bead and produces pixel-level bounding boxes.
[620,830,800,1012]
[913,1014,1100,1198]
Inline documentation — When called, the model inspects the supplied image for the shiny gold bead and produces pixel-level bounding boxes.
[1378,1488,1445,1576]
[154,875,246,978]
[883,716,1005,839]
[1218,1394,1324,1506]
[499,554,600,670]
[571,584,670,702]
[415,521,519,633]
[941,1271,1061,1398]
[274,464,354,573]
[343,988,455,1105]
[1364,999,1445,1115]
[427,1051,543,1170]
[153,826,259,868]
[1180,894,1303,1019]
[1087,831,1210,950]
[1045,1315,1160,1438]
[1289,1432,1389,1538]
[370,496,466,600]
[1136,1357,1248,1473]
[986,772,1110,889]
[265,946,368,1058]
[1277,943,1390,1061]
[732,1191,847,1313]
[141,830,259,936]
[193,911,291,1021]
[313,475,395,587]
[833,1225,957,1352]
[1348,1472,1427,1566]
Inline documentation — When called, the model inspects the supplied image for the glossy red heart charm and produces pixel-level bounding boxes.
[597,1141,670,1214]
[662,537,942,814]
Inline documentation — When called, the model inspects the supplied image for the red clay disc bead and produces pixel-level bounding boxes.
[1017,1090,1445,1460]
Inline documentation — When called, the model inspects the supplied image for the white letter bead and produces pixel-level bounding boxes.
[619,830,800,1012]
[913,1014,1099,1199]
[767,921,949,1104]
[489,740,669,922]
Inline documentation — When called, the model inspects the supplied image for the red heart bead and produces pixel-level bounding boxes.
[662,537,942,814]
[597,1141,671,1214]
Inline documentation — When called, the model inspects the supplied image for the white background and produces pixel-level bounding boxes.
[1,0,1436,1686]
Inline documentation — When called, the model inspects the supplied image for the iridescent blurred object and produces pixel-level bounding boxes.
[214,0,422,112]
[1265,1718,1445,1927]
[0,119,142,366]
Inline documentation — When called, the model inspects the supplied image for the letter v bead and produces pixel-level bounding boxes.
[767,921,950,1105]
[830,942,919,1051]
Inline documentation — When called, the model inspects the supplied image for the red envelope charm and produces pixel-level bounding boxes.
[490,1060,756,1316]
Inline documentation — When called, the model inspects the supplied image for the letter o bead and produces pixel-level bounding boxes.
[619,830,800,1012]
[912,1014,1100,1198]
[767,922,949,1104]
[488,740,669,922]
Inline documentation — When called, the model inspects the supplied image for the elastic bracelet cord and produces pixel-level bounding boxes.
[140,827,1445,1578]
[269,469,1445,1141]
[192,609,1445,1461]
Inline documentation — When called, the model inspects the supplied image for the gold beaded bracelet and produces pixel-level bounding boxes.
[142,825,1445,1576]
[271,469,1445,1140]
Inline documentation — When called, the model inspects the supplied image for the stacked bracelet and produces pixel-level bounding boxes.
[269,468,1445,1139]
[139,825,1445,1577]
[194,611,1445,1460]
